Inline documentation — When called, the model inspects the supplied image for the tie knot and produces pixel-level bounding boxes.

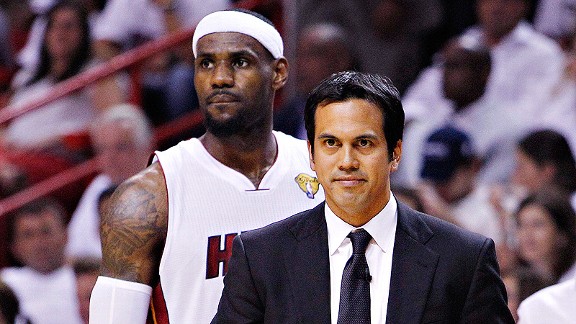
[348,229,372,254]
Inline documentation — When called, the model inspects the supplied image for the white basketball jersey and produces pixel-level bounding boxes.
[152,131,324,323]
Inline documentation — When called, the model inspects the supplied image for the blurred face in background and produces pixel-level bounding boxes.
[370,0,405,38]
[91,121,151,185]
[11,209,67,274]
[442,43,489,110]
[477,0,526,42]
[512,149,554,194]
[516,203,567,273]
[45,6,84,62]
[296,25,353,95]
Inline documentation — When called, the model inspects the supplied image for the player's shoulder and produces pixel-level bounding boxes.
[274,131,307,148]
[120,162,166,194]
[105,162,168,222]
[274,130,310,161]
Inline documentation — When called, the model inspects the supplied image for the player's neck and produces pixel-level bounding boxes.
[201,130,278,188]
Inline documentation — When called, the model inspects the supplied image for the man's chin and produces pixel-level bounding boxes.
[204,118,244,137]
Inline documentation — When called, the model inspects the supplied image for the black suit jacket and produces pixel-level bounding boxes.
[213,202,514,323]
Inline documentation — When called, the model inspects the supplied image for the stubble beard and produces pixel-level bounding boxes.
[204,113,245,137]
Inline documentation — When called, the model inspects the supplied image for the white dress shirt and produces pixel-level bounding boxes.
[1,266,83,324]
[326,194,398,324]
[517,276,576,323]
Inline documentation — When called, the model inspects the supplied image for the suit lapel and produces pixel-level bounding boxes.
[386,203,439,323]
[284,204,332,323]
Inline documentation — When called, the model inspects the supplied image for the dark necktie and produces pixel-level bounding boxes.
[337,228,372,324]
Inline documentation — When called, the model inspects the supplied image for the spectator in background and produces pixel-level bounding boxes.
[1,198,82,324]
[512,129,576,211]
[13,0,57,78]
[15,0,108,82]
[295,0,443,94]
[274,22,355,139]
[396,36,521,186]
[0,1,97,214]
[515,189,576,283]
[416,126,506,245]
[66,103,154,260]
[72,257,101,324]
[3,1,96,156]
[533,32,576,154]
[400,0,564,185]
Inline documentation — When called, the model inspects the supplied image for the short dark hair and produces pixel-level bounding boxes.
[518,129,576,193]
[304,71,405,160]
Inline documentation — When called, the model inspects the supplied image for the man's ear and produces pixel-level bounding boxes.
[308,140,315,171]
[391,140,402,171]
[272,57,288,90]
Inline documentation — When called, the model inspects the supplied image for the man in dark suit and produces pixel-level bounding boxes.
[212,71,514,323]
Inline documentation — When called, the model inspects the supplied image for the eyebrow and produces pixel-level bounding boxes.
[316,133,379,141]
[196,49,259,59]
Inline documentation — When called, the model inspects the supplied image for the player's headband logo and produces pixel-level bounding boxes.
[295,173,320,199]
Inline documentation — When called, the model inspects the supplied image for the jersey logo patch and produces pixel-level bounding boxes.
[295,173,320,199]
[206,233,237,279]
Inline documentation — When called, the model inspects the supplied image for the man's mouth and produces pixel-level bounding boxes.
[334,176,365,186]
[207,91,240,104]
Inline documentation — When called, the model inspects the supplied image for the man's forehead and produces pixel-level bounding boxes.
[195,32,269,56]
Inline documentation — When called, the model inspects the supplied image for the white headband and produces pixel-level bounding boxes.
[192,10,284,59]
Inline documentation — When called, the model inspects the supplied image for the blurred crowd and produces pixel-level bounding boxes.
[0,0,574,322]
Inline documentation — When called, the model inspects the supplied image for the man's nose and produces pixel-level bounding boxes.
[338,146,359,171]
[211,63,234,88]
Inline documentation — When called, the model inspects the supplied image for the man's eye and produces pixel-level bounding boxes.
[358,139,371,147]
[325,139,336,146]
[234,58,249,67]
[199,59,213,68]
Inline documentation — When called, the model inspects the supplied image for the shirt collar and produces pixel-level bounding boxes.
[325,193,398,256]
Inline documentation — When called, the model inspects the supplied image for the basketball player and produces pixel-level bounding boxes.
[89,9,324,323]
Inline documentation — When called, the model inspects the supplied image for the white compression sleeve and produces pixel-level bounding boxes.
[89,276,153,324]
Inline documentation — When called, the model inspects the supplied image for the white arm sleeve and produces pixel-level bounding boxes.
[89,276,152,324]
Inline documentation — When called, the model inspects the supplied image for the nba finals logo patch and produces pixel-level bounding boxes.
[295,173,320,199]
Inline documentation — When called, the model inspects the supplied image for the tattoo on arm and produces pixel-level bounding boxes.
[100,163,168,284]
